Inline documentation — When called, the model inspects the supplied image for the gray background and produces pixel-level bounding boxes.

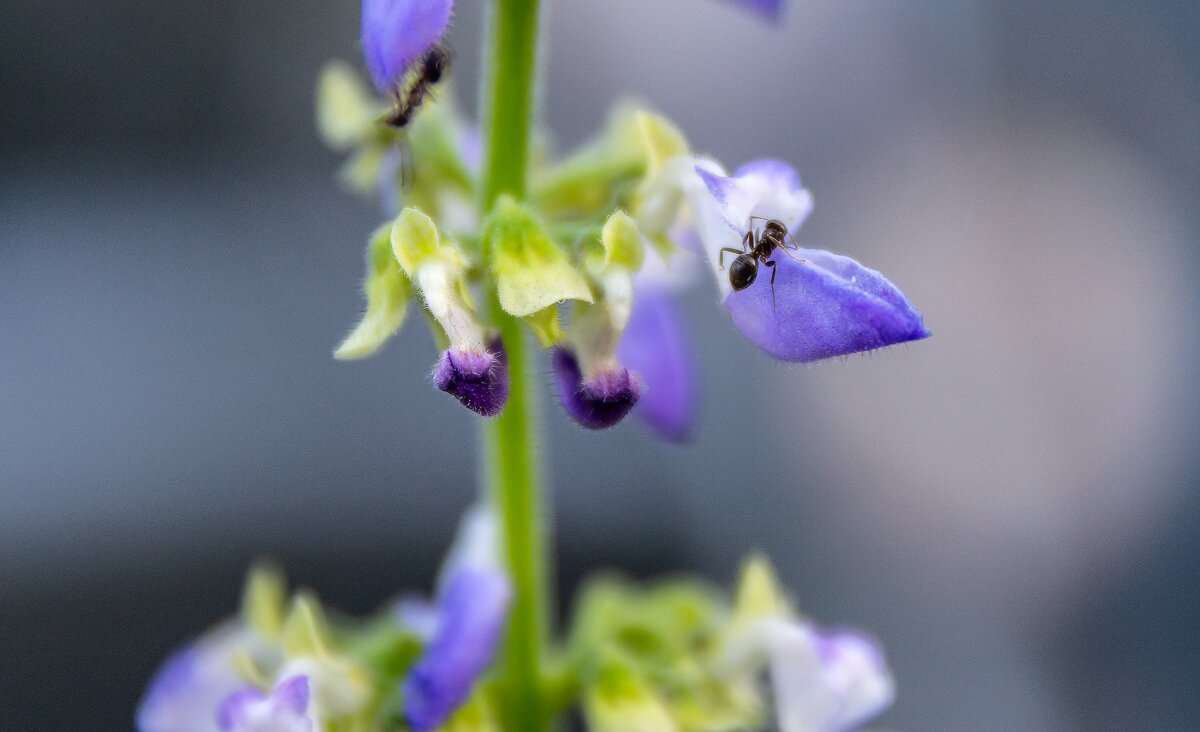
[3,1,1199,729]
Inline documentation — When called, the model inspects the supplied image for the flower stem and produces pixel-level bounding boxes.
[480,0,549,731]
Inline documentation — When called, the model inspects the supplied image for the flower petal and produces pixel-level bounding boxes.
[361,0,455,92]
[403,566,511,731]
[617,285,695,441]
[552,347,642,430]
[432,337,509,417]
[724,249,928,362]
[810,630,895,731]
[217,675,313,732]
[138,628,249,732]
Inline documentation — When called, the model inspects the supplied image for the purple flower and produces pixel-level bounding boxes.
[618,284,695,441]
[759,623,894,732]
[217,675,313,732]
[433,337,508,417]
[137,627,258,732]
[361,0,455,92]
[401,508,511,731]
[688,159,928,362]
[552,347,643,430]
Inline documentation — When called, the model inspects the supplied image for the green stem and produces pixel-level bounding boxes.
[480,1,549,731]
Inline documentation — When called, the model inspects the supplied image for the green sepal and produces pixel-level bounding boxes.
[635,111,688,175]
[282,592,336,657]
[485,196,593,317]
[732,553,793,626]
[599,210,645,272]
[524,305,566,348]
[584,649,677,732]
[391,207,464,276]
[241,560,286,639]
[316,60,382,150]
[335,223,412,360]
[406,87,476,192]
[531,105,645,218]
[339,144,389,195]
[436,691,501,732]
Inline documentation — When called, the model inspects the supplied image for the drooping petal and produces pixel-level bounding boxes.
[723,249,929,362]
[138,626,262,732]
[809,629,895,731]
[618,285,695,441]
[552,347,642,430]
[361,0,455,92]
[216,675,313,732]
[433,337,509,416]
[402,566,511,731]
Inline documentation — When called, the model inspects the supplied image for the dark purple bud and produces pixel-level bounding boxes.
[552,347,642,430]
[432,338,508,417]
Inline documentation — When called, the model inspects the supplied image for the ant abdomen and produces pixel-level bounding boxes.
[729,254,758,291]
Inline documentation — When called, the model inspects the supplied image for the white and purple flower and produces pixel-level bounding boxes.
[721,557,895,732]
[138,625,274,732]
[400,506,512,731]
[216,675,313,732]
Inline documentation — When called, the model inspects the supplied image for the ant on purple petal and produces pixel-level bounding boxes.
[718,216,806,310]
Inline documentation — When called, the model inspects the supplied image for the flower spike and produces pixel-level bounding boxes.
[361,0,455,93]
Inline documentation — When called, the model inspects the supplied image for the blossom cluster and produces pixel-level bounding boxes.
[138,508,893,732]
[320,0,927,439]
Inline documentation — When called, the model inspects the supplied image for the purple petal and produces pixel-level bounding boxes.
[361,0,455,92]
[617,286,696,441]
[216,688,266,731]
[723,0,782,20]
[403,566,511,731]
[138,639,244,732]
[432,337,508,416]
[734,159,801,193]
[270,676,310,716]
[552,347,643,430]
[725,249,929,362]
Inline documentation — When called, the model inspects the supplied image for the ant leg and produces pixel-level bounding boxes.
[765,259,778,311]
[719,231,754,270]
[718,247,744,270]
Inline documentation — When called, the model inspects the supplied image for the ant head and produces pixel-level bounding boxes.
[729,254,758,291]
[423,47,450,82]
[763,219,787,237]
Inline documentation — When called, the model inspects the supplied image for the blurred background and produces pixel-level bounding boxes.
[3,0,1199,729]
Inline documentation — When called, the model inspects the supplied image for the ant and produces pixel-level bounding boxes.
[718,216,805,310]
[383,45,450,129]
[380,45,450,189]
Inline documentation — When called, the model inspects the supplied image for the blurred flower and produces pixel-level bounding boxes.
[721,557,894,732]
[217,675,313,732]
[687,160,928,362]
[361,0,455,92]
[138,627,257,732]
[402,506,512,731]
[617,268,697,441]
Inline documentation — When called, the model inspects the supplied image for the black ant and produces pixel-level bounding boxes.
[718,216,805,310]
[383,45,450,129]
[379,45,449,189]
